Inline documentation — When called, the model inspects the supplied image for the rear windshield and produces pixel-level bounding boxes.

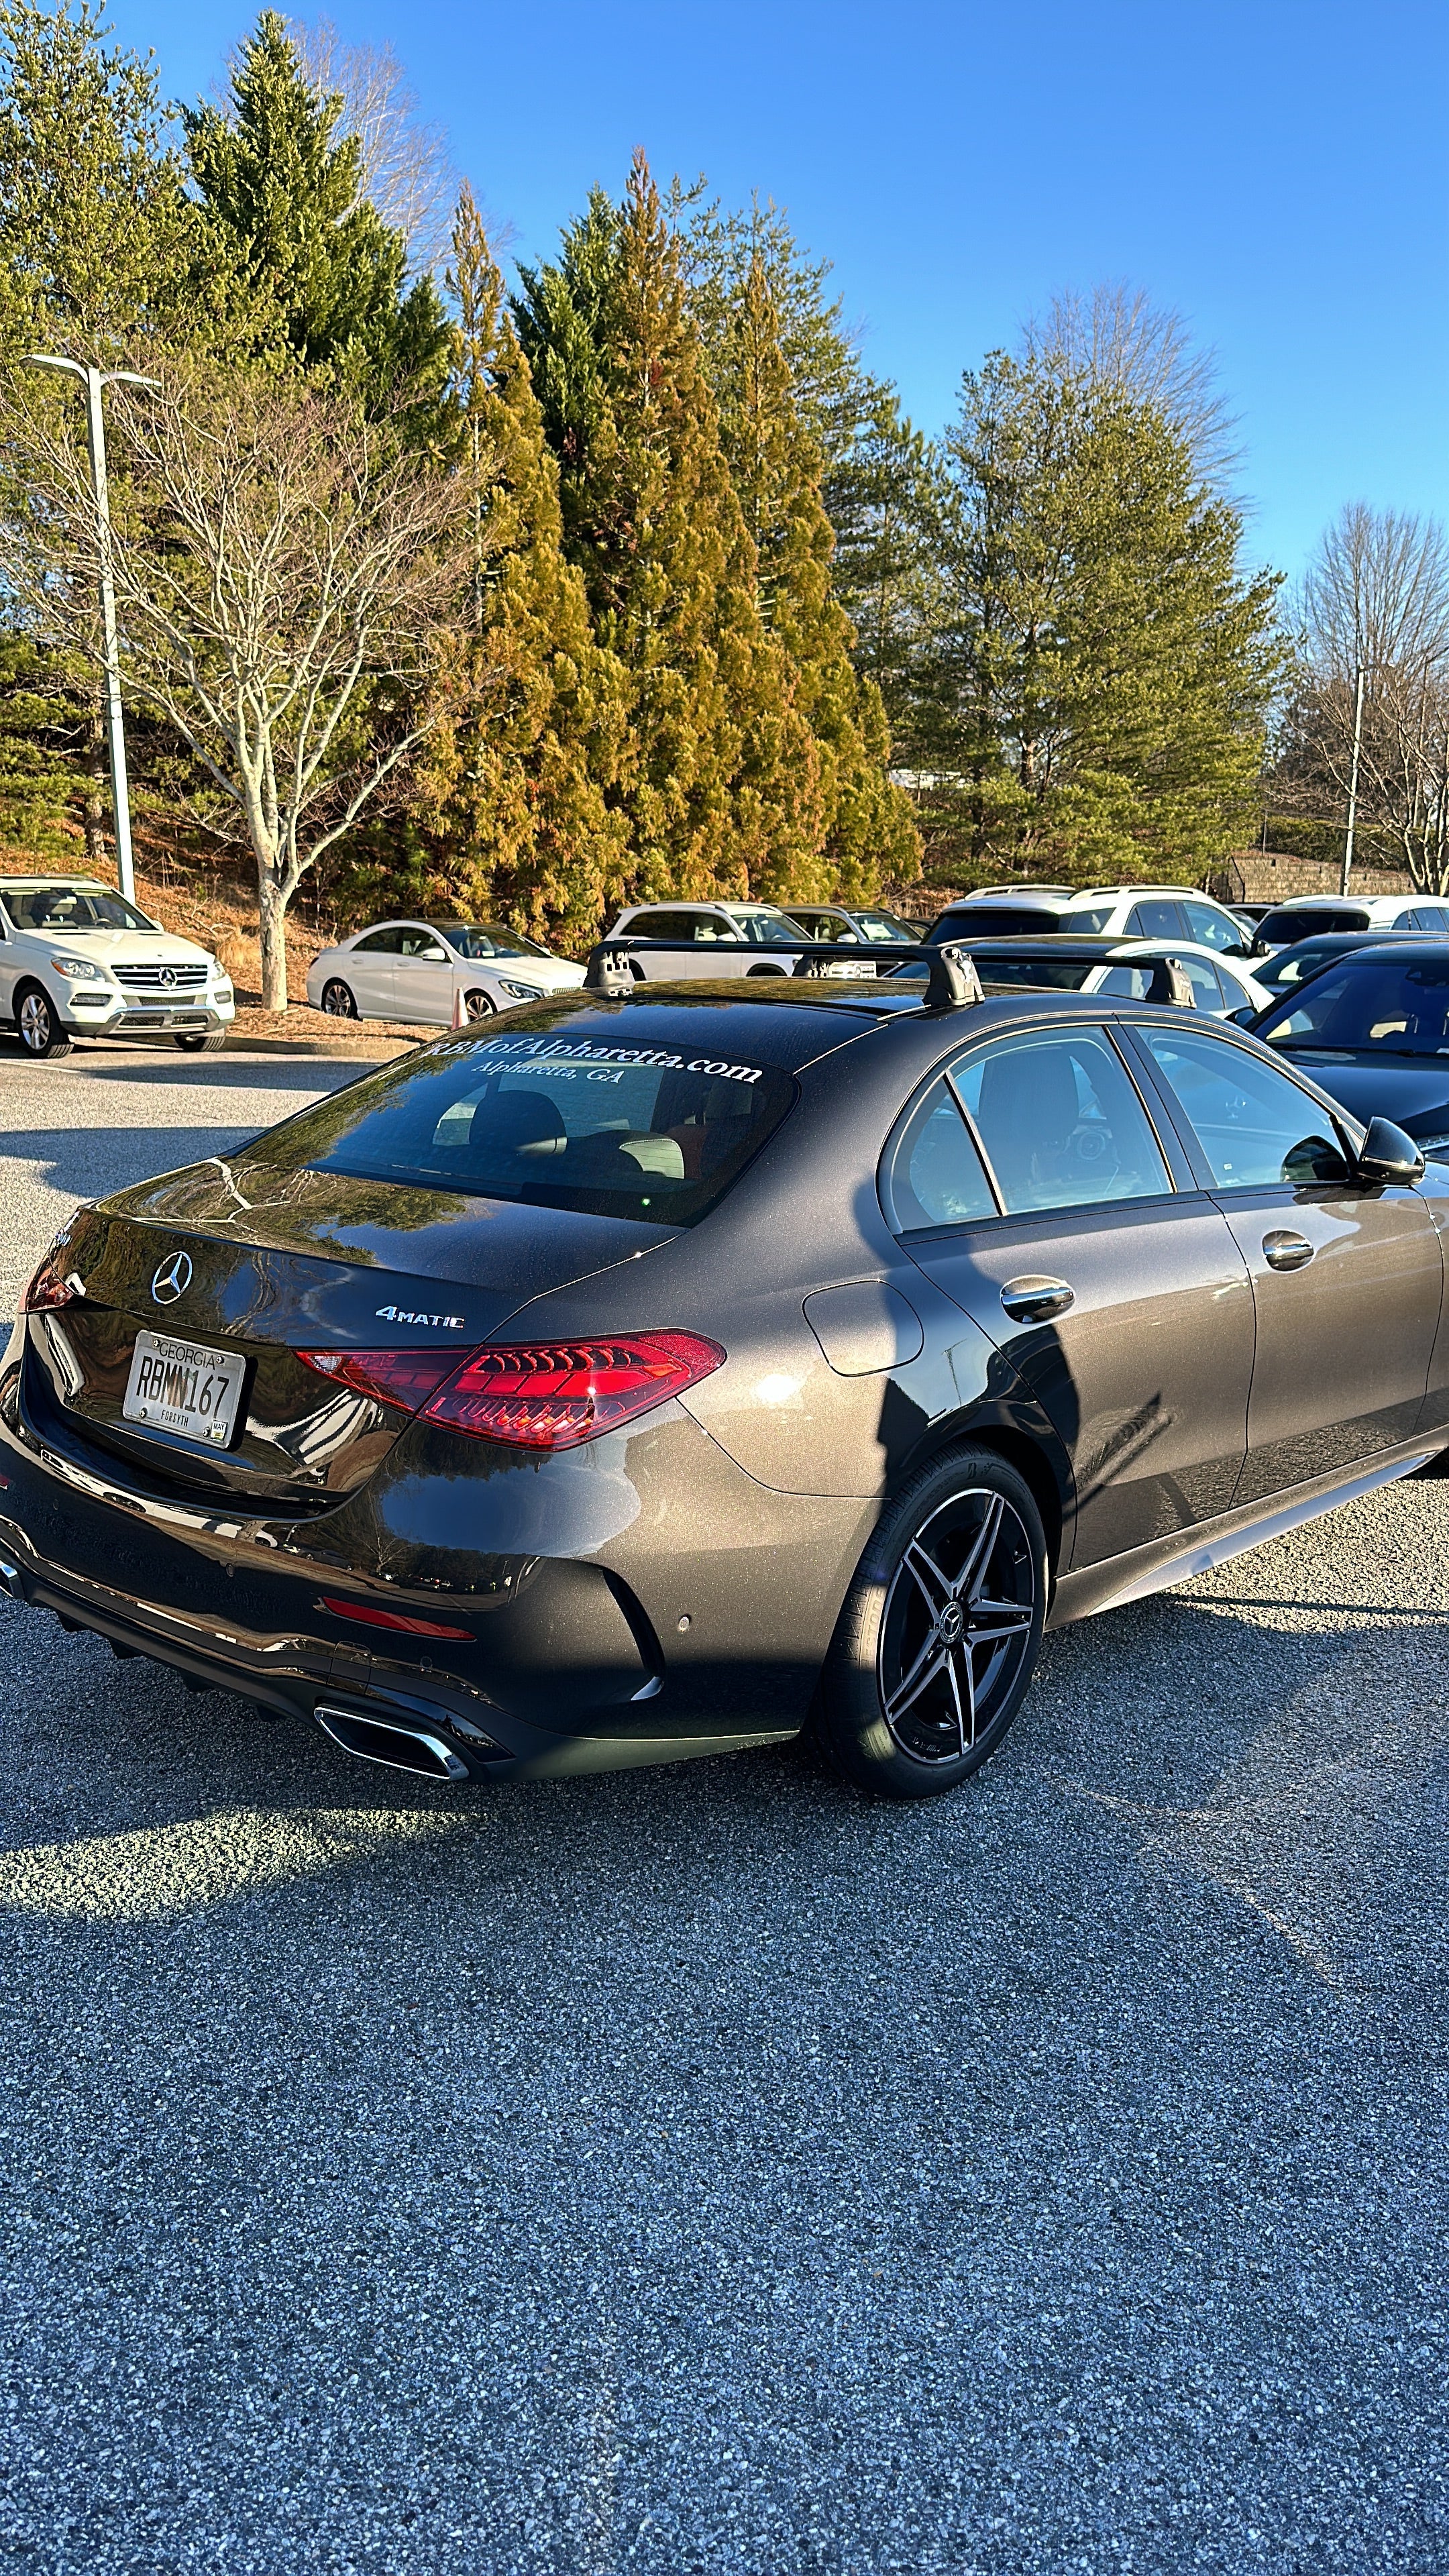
[1260,906,1369,941]
[975,955,1096,991]
[1057,904,1115,932]
[930,906,1061,940]
[2,885,156,932]
[268,1026,797,1224]
[1257,953,1449,1055]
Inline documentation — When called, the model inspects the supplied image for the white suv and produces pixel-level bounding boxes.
[1251,893,1449,954]
[604,901,806,978]
[1049,885,1253,955]
[0,878,235,1059]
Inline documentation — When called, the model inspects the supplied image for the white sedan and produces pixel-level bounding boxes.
[306,918,586,1024]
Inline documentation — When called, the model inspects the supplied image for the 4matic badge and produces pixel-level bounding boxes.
[375,1304,466,1328]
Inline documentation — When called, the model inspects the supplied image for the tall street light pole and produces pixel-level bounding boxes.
[28,354,154,904]
[1340,659,1367,900]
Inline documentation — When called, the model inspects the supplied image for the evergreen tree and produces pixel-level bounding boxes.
[411,186,629,944]
[715,253,917,897]
[918,352,1283,879]
[517,153,818,908]
[0,0,197,366]
[184,13,448,405]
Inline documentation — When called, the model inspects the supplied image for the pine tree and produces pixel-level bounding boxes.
[184,12,448,405]
[714,252,918,899]
[920,352,1283,879]
[0,0,197,367]
[411,186,629,945]
[517,154,818,909]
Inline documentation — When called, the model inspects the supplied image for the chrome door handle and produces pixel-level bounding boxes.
[1263,1230,1314,1271]
[1000,1275,1075,1322]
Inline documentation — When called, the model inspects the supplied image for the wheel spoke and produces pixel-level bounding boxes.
[968,1595,1033,1636]
[944,1641,973,1754]
[900,1539,953,1621]
[883,1640,949,1725]
[953,1493,1004,1602]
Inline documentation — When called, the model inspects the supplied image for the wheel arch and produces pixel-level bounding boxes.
[892,1407,1071,1583]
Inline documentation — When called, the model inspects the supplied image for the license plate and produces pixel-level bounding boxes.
[123,1330,246,1447]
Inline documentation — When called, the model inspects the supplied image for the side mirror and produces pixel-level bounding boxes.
[1227,1004,1258,1026]
[1357,1116,1426,1185]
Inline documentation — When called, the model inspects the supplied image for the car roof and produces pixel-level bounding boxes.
[0,874,113,888]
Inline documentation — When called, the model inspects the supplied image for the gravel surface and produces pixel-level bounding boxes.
[0,1044,1446,2573]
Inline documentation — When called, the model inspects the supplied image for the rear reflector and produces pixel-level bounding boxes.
[319,1596,474,1640]
[297,1349,459,1409]
[420,1331,725,1450]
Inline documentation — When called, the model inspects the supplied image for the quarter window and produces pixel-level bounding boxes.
[952,1028,1171,1214]
[1138,1027,1349,1187]
[884,1080,996,1232]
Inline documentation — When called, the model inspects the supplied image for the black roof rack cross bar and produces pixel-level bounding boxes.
[581,935,985,1010]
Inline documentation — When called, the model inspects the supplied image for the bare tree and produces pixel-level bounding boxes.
[1,363,482,1004]
[1023,282,1238,486]
[1286,504,1449,891]
[287,18,457,270]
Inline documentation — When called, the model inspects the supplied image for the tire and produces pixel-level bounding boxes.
[174,1030,227,1053]
[15,982,72,1059]
[745,963,790,977]
[320,979,358,1019]
[817,1446,1047,1800]
[464,989,496,1020]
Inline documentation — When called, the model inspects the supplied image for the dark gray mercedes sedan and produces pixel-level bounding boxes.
[2,972,1444,1800]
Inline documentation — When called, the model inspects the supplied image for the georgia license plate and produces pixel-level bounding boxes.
[122,1329,246,1447]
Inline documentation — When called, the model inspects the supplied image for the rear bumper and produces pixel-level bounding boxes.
[0,1505,795,1782]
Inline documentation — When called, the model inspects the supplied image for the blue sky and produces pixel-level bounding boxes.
[112,0,1448,585]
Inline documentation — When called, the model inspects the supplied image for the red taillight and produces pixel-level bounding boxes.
[319,1596,474,1640]
[297,1349,459,1410]
[423,1331,724,1450]
[22,1253,76,1312]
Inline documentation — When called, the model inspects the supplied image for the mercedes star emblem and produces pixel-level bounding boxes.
[158,966,177,989]
[151,1250,193,1305]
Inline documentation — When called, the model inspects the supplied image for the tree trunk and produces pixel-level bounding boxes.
[257,872,289,1012]
[83,694,107,867]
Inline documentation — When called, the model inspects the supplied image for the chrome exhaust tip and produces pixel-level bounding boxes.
[314,1703,472,1782]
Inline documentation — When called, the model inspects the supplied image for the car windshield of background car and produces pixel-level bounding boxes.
[1258,955,1449,1056]
[951,1028,1172,1213]
[287,1028,798,1224]
[852,912,919,943]
[2,887,158,932]
[436,922,552,960]
[1139,1027,1350,1186]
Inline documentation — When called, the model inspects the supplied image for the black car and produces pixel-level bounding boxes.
[2,969,1442,1803]
[1250,928,1433,1004]
[1244,943,1449,1154]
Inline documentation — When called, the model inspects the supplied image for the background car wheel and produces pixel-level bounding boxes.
[745,963,790,977]
[174,1030,227,1053]
[817,1446,1047,1799]
[15,982,71,1059]
[464,989,496,1019]
[320,979,358,1018]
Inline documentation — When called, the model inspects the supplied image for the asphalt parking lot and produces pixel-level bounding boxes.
[0,1040,1446,2573]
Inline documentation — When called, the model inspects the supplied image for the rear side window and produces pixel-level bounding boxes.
[953,1028,1171,1214]
[354,928,402,954]
[883,1080,996,1232]
[274,1028,797,1224]
[1126,899,1187,937]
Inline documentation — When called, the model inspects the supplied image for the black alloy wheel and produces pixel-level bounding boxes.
[15,982,72,1060]
[464,989,496,1019]
[174,1030,227,1053]
[320,979,358,1018]
[818,1446,1046,1799]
